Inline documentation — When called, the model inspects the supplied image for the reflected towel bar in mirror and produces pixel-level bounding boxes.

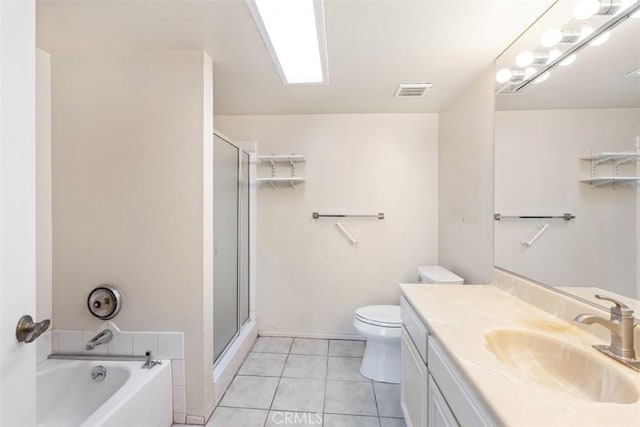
[494,213,575,221]
[312,212,385,220]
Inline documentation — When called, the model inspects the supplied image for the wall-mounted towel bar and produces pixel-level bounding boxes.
[521,223,550,247]
[312,212,385,220]
[336,222,357,244]
[494,213,575,221]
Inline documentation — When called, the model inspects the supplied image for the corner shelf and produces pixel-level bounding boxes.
[580,177,640,188]
[256,154,305,189]
[580,151,640,188]
[256,155,305,163]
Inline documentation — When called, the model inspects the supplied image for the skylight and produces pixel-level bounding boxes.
[248,0,328,85]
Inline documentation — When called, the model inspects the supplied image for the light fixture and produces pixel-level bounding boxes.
[516,51,535,67]
[540,28,581,47]
[496,0,640,94]
[247,0,328,85]
[496,68,513,83]
[574,0,622,20]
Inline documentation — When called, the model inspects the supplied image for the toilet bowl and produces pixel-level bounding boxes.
[353,305,402,383]
[353,265,463,383]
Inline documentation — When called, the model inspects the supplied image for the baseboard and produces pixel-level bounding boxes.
[257,330,364,341]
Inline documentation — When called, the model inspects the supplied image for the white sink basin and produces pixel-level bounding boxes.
[484,328,639,404]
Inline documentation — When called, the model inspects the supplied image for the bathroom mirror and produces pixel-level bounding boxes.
[494,1,640,313]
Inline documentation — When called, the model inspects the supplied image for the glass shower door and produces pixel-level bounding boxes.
[213,134,239,361]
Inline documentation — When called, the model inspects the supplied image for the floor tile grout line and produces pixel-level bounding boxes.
[322,345,330,424]
[371,380,382,427]
[263,343,291,427]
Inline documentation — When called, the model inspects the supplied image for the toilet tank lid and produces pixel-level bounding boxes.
[418,265,463,284]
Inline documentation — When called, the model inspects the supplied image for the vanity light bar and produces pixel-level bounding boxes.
[517,0,640,93]
[497,0,640,94]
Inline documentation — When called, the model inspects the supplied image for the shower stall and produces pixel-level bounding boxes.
[213,131,252,363]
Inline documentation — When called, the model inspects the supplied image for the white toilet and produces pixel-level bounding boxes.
[353,265,463,383]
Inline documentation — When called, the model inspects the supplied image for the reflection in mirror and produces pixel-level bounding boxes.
[494,0,640,314]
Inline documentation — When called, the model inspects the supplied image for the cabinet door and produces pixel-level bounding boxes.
[401,329,428,427]
[428,374,459,427]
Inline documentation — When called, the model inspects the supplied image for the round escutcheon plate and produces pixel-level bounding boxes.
[87,286,122,320]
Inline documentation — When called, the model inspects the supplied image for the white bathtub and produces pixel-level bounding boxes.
[37,358,172,427]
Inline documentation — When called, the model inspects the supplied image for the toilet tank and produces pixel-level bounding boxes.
[418,265,464,284]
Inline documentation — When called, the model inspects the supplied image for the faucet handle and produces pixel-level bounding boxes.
[595,294,633,316]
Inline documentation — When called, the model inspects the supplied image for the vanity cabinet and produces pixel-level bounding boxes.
[428,374,459,427]
[400,296,495,427]
[401,330,427,427]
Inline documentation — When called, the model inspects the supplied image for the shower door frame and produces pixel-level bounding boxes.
[213,130,252,364]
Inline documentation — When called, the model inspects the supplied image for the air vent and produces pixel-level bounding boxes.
[395,83,432,98]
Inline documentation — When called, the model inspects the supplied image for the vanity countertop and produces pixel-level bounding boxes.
[400,283,640,427]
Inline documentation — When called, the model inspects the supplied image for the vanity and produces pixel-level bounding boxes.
[399,269,640,427]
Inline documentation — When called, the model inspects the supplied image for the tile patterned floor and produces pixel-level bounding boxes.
[207,337,406,427]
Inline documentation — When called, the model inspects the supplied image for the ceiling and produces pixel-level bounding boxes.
[36,0,555,115]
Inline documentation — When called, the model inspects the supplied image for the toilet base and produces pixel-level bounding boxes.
[359,339,401,383]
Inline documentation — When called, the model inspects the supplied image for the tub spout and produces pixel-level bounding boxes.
[85,329,113,351]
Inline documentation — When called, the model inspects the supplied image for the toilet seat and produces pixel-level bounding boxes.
[355,305,401,328]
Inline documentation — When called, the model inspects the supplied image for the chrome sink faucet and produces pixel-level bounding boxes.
[85,329,113,351]
[575,295,639,371]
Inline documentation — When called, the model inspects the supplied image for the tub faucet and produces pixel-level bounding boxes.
[574,294,639,371]
[85,329,113,351]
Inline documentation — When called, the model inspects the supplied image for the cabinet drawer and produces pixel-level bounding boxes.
[401,296,428,363]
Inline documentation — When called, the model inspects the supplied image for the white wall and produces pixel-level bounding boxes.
[438,67,495,283]
[51,51,214,420]
[215,113,438,337]
[37,48,52,323]
[495,108,640,298]
[0,1,37,425]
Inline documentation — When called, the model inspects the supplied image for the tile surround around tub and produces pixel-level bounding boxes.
[52,328,185,424]
[36,331,52,364]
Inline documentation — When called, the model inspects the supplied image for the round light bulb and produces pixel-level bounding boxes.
[547,48,562,63]
[560,54,577,66]
[516,51,535,67]
[534,72,550,84]
[590,31,610,46]
[496,68,512,84]
[524,67,537,79]
[574,0,600,20]
[541,28,563,48]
